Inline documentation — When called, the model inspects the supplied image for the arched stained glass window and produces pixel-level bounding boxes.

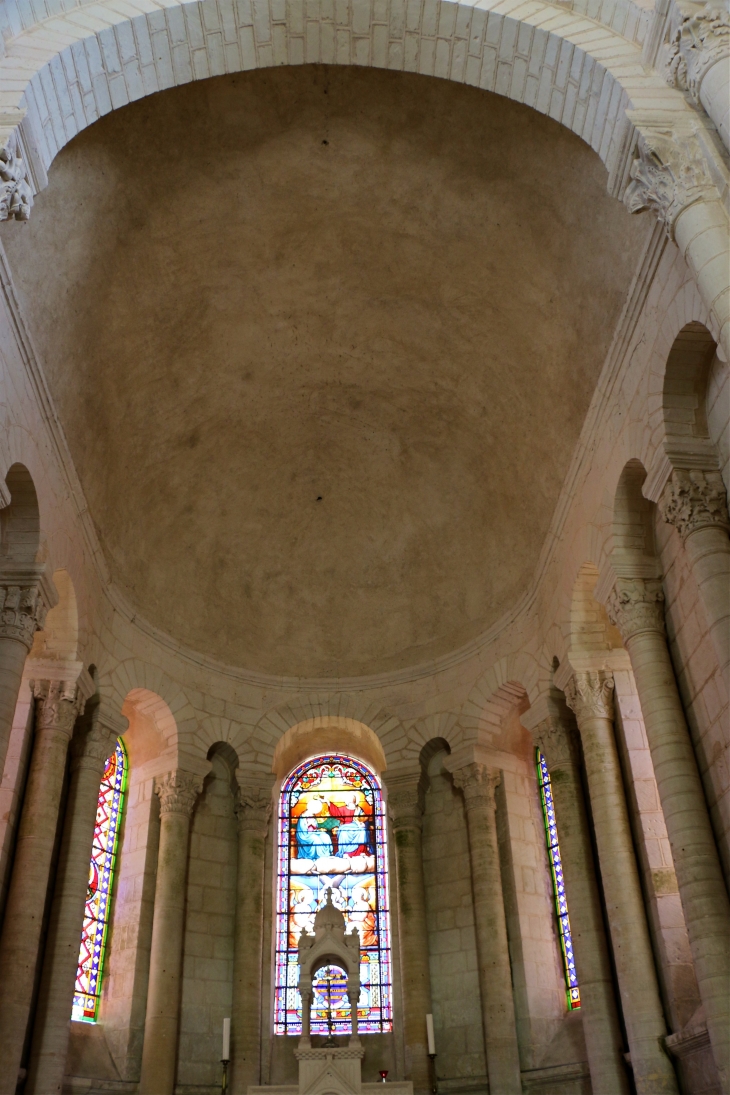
[71,739,127,1023]
[536,749,580,1010]
[275,754,392,1035]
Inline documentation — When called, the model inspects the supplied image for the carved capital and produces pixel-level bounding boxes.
[387,781,423,830]
[0,581,50,649]
[236,785,272,834]
[665,1,730,100]
[564,670,615,724]
[0,137,33,222]
[71,704,125,773]
[606,578,666,642]
[659,468,730,539]
[30,678,86,739]
[451,763,499,812]
[624,129,714,239]
[155,770,203,818]
[532,716,579,770]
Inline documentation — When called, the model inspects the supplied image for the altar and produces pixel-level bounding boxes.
[248,891,413,1095]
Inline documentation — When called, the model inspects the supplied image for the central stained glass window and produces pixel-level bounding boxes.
[275,754,392,1035]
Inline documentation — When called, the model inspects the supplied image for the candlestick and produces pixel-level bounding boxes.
[426,1013,435,1055]
[222,1017,231,1061]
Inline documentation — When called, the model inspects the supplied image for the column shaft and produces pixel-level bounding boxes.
[26,708,123,1095]
[388,781,431,1094]
[659,469,730,689]
[0,571,53,783]
[532,714,630,1095]
[231,788,270,1094]
[0,678,85,1095]
[565,672,678,1095]
[139,770,201,1095]
[608,578,730,1090]
[452,764,521,1095]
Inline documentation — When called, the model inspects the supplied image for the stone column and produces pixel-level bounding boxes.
[665,1,730,152]
[607,579,730,1088]
[138,769,202,1095]
[527,702,630,1095]
[231,784,271,1094]
[25,703,127,1095]
[0,671,89,1095]
[387,778,432,1094]
[659,468,730,689]
[0,568,54,782]
[450,764,522,1095]
[564,670,678,1095]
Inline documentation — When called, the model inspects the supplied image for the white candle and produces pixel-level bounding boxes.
[426,1013,436,1055]
[222,1017,231,1061]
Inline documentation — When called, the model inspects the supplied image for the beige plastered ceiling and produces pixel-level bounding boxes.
[2,66,647,679]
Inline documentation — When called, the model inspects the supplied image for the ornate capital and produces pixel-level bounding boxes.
[0,138,33,222]
[532,716,579,770]
[564,670,615,724]
[665,1,730,100]
[624,129,714,239]
[71,704,125,773]
[451,763,499,812]
[659,468,730,539]
[30,678,86,738]
[236,785,272,834]
[0,581,50,649]
[387,781,423,830]
[606,578,666,642]
[155,770,203,817]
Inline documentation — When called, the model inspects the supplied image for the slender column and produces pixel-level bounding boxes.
[607,579,730,1089]
[0,569,54,782]
[0,674,87,1095]
[530,707,630,1095]
[565,671,678,1094]
[659,469,730,689]
[450,764,521,1095]
[230,784,271,1094]
[138,769,202,1095]
[26,704,126,1095]
[387,779,431,1094]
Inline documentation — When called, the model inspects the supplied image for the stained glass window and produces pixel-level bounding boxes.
[71,738,127,1023]
[275,754,392,1035]
[536,749,580,1010]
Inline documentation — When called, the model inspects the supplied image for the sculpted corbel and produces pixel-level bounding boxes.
[0,136,33,222]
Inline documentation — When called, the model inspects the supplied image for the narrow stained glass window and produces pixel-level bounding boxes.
[537,748,580,1010]
[71,738,127,1023]
[274,753,392,1035]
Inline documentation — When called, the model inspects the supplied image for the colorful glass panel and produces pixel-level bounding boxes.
[537,749,580,1010]
[71,738,127,1023]
[275,754,392,1035]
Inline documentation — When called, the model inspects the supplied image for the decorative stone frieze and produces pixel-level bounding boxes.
[0,138,33,222]
[0,581,50,648]
[451,762,499,811]
[532,715,579,769]
[659,468,730,539]
[564,670,615,723]
[155,769,203,817]
[665,0,730,100]
[236,784,272,834]
[606,579,666,642]
[624,129,714,239]
[30,678,87,737]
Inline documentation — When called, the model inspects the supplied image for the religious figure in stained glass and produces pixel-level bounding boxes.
[536,749,580,1010]
[275,754,392,1035]
[71,739,127,1023]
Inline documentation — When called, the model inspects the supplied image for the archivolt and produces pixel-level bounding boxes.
[0,0,690,201]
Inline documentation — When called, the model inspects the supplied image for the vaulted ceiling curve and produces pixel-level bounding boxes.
[1,65,647,678]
